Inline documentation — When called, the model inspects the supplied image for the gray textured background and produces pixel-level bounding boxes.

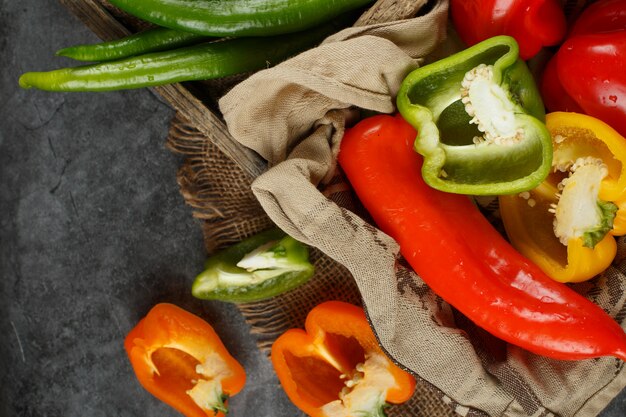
[0,1,297,416]
[1,1,625,417]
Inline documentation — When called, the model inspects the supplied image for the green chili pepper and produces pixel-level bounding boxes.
[108,0,373,37]
[192,228,315,303]
[19,21,338,92]
[56,27,207,62]
[397,35,553,196]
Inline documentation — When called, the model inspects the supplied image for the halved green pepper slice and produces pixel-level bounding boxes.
[192,228,314,303]
[397,35,552,195]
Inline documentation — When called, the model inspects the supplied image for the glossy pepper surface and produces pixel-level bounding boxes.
[125,303,246,417]
[338,113,626,361]
[499,112,626,283]
[397,35,552,196]
[450,0,566,59]
[56,27,207,62]
[271,301,416,417]
[541,0,626,138]
[108,0,372,37]
[192,228,314,303]
[19,21,340,92]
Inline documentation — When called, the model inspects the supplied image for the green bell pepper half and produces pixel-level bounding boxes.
[192,228,314,303]
[397,35,552,196]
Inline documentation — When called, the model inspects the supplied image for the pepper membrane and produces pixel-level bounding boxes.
[338,113,626,361]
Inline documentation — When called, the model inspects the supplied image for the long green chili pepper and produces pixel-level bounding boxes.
[108,0,373,37]
[19,21,339,92]
[56,27,207,62]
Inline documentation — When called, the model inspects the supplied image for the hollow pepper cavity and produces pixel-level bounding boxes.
[108,0,373,37]
[338,113,626,361]
[541,0,626,137]
[271,301,416,417]
[125,303,246,417]
[192,228,314,303]
[499,112,626,283]
[450,0,566,59]
[397,35,552,196]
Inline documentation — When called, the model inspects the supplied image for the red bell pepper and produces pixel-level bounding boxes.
[450,0,567,59]
[337,113,626,361]
[124,303,246,417]
[541,0,626,137]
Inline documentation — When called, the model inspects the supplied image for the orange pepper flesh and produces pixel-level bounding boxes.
[271,301,416,417]
[124,303,246,417]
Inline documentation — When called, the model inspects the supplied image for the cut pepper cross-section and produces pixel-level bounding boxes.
[124,303,246,417]
[192,228,314,303]
[397,35,552,195]
[499,112,626,283]
[271,301,416,417]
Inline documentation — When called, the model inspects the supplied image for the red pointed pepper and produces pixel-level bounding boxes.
[450,0,567,59]
[337,113,626,361]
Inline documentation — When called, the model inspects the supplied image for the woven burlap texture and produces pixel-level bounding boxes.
[213,0,626,416]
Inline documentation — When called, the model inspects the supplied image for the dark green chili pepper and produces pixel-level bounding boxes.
[56,27,207,62]
[192,228,315,303]
[19,21,338,92]
[108,0,373,37]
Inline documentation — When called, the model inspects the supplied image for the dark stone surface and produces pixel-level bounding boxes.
[0,1,298,417]
[1,1,625,417]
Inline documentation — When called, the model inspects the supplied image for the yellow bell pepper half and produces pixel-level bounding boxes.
[499,112,626,283]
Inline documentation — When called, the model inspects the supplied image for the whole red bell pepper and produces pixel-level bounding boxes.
[450,0,567,59]
[541,0,626,137]
[338,113,626,361]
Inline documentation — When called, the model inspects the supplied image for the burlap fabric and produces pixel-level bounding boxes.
[169,1,626,416]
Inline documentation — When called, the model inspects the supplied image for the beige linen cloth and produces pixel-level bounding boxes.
[218,1,626,415]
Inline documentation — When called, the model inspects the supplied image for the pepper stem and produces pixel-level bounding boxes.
[212,394,229,415]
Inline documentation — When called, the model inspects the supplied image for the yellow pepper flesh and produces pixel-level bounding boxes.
[499,112,626,283]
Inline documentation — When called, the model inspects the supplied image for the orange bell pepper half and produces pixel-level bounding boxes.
[124,303,246,417]
[271,301,416,417]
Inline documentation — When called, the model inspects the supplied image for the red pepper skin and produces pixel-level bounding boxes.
[540,56,585,114]
[553,33,626,137]
[338,113,626,361]
[450,0,566,59]
[569,0,626,37]
[541,0,626,137]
